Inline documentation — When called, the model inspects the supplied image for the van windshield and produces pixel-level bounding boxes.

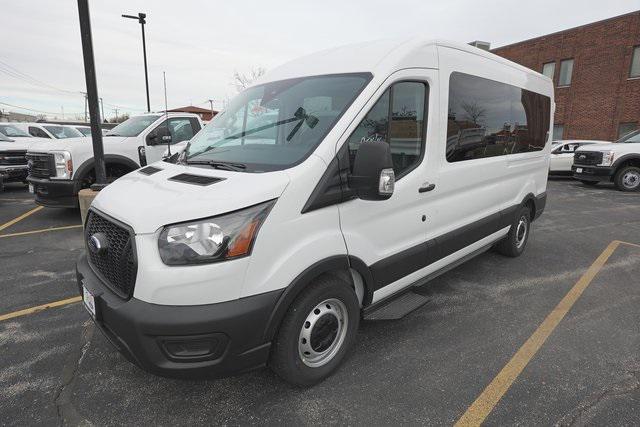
[185,73,371,172]
[106,115,161,137]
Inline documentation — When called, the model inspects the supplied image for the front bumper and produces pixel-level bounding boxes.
[76,253,283,379]
[0,166,28,182]
[572,165,614,182]
[26,176,79,208]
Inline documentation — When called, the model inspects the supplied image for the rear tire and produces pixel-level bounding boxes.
[579,180,598,186]
[614,166,640,192]
[269,275,360,387]
[495,206,531,258]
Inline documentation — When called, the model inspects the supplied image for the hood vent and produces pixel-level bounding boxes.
[139,166,162,175]
[168,173,224,186]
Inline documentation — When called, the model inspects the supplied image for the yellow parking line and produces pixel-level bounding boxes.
[0,224,83,238]
[0,296,82,322]
[620,240,640,249]
[455,240,622,427]
[0,205,43,232]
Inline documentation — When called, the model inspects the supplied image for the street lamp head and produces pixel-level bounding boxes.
[122,13,146,24]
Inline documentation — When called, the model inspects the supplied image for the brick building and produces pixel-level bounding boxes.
[167,105,218,121]
[492,11,640,141]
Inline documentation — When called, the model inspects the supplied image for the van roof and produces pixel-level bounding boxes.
[259,38,549,85]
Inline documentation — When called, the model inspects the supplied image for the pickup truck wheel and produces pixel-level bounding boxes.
[579,180,598,186]
[269,276,359,387]
[614,166,640,192]
[495,206,530,258]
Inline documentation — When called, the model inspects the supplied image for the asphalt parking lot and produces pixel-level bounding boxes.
[1,178,639,426]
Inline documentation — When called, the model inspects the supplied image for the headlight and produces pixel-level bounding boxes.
[600,151,615,166]
[158,200,276,265]
[52,151,73,179]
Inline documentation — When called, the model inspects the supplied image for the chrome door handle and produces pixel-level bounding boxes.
[419,183,436,193]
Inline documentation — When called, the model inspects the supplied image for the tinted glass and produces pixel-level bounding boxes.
[446,72,550,162]
[155,118,197,144]
[558,59,574,86]
[630,46,640,78]
[615,129,640,143]
[185,74,371,172]
[42,125,83,139]
[345,81,427,176]
[617,122,637,139]
[542,62,555,80]
[77,127,92,136]
[29,126,50,138]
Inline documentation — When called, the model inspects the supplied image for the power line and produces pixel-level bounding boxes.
[0,101,84,116]
[0,60,83,96]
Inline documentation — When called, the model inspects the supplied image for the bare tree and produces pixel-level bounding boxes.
[232,67,266,93]
[461,101,487,125]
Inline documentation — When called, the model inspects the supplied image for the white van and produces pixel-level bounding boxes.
[26,113,202,207]
[77,38,554,386]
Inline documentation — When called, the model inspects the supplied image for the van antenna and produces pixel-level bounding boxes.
[163,71,171,157]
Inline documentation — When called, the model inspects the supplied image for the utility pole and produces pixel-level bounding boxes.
[208,99,214,120]
[122,12,150,112]
[99,97,104,122]
[113,108,119,122]
[83,92,88,122]
[77,0,107,188]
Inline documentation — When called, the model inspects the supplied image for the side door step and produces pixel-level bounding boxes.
[363,291,429,321]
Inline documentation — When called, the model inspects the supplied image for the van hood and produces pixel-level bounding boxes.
[92,162,291,234]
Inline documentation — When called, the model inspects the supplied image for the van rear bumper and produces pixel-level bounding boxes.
[26,176,79,208]
[571,165,614,182]
[76,253,283,379]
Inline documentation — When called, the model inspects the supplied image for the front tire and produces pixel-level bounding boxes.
[495,206,531,258]
[269,275,360,386]
[614,166,640,192]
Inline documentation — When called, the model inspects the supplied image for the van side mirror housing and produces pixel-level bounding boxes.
[147,127,172,145]
[349,142,395,201]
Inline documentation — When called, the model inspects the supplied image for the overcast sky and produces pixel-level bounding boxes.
[1,0,638,121]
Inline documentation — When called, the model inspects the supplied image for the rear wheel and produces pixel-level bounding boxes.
[269,276,360,386]
[495,206,531,258]
[579,180,598,186]
[614,166,640,192]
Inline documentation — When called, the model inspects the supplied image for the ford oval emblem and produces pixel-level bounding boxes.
[88,233,108,256]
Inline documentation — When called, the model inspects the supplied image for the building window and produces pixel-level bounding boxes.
[618,122,638,139]
[553,124,564,141]
[630,46,640,78]
[558,59,574,86]
[542,62,555,80]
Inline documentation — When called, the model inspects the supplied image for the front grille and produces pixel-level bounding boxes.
[85,210,137,299]
[27,152,54,178]
[574,151,603,166]
[0,150,27,166]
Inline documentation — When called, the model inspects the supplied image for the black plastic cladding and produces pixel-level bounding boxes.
[85,210,137,299]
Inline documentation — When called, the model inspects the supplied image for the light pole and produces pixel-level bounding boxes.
[122,12,150,112]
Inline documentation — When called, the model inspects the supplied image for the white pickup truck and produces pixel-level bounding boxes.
[26,112,203,207]
[572,129,640,191]
[0,124,52,185]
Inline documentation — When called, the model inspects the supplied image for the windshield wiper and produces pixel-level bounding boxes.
[186,160,247,171]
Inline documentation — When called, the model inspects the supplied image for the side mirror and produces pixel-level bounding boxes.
[349,142,395,201]
[148,127,172,145]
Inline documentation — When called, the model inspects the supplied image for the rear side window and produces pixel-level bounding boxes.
[446,72,551,163]
[29,126,50,138]
[346,81,428,177]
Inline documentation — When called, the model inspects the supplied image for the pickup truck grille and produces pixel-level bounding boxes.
[574,151,603,166]
[85,210,137,299]
[0,150,27,166]
[26,152,54,178]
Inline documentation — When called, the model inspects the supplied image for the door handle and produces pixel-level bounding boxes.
[419,183,436,193]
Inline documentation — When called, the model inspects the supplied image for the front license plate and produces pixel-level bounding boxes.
[82,285,97,318]
[28,183,34,194]
[576,168,583,173]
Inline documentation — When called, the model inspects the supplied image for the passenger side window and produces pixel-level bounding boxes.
[155,118,197,144]
[446,72,551,162]
[29,126,50,138]
[345,81,427,177]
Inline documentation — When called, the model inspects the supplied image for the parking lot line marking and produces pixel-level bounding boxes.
[0,224,83,238]
[620,240,640,249]
[0,205,43,232]
[455,240,622,427]
[0,296,82,322]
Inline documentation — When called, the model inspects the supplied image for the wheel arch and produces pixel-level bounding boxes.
[612,154,640,172]
[74,154,140,182]
[262,255,375,342]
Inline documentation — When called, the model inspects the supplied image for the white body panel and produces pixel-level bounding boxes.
[549,140,610,172]
[87,38,553,306]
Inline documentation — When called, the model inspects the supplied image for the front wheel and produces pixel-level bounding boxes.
[614,166,640,192]
[495,206,531,258]
[269,276,360,386]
